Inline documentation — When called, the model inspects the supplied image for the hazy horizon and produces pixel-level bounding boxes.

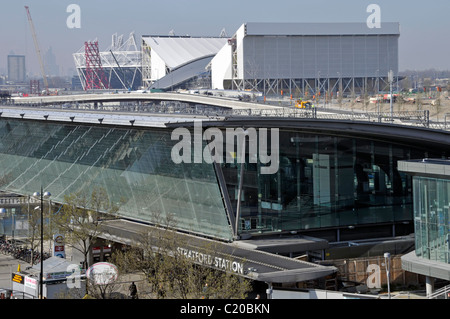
[1,0,449,77]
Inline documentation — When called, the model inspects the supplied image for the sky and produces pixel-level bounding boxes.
[0,0,449,77]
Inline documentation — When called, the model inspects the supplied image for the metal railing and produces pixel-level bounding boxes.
[0,288,37,299]
[428,284,450,299]
[1,100,448,132]
[390,290,427,299]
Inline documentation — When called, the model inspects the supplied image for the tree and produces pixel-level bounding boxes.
[53,187,119,270]
[84,273,123,299]
[20,198,52,265]
[110,212,252,299]
[110,212,183,299]
[111,237,252,299]
[22,201,40,265]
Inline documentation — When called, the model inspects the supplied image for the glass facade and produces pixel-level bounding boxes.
[222,130,443,237]
[413,176,450,263]
[0,119,232,240]
[0,119,446,243]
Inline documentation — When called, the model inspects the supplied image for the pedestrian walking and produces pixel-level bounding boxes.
[201,283,209,299]
[129,281,138,299]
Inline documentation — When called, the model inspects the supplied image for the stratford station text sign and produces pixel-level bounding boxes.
[177,247,244,275]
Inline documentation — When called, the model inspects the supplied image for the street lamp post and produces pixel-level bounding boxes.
[33,188,51,299]
[384,252,391,299]
[388,70,394,122]
[235,130,248,239]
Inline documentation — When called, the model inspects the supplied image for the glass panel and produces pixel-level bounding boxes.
[0,120,232,241]
[413,176,450,263]
[221,129,442,237]
[2,119,447,244]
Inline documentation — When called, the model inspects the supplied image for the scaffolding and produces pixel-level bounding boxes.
[141,40,152,88]
[228,76,395,100]
[29,80,40,95]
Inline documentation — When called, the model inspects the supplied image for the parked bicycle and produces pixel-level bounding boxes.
[0,238,50,264]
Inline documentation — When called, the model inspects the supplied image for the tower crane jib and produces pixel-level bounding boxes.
[25,6,49,93]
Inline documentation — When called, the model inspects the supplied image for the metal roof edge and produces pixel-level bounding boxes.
[244,22,400,36]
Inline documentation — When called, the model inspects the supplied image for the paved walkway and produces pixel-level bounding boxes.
[0,240,435,299]
[0,253,30,290]
[0,240,150,299]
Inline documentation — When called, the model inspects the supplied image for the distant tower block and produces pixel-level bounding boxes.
[84,41,108,90]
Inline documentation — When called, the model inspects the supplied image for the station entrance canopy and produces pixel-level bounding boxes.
[98,219,336,283]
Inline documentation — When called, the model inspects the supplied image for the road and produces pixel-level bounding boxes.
[0,241,84,295]
[0,252,31,292]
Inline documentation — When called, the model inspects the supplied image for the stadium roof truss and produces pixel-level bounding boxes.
[73,32,143,90]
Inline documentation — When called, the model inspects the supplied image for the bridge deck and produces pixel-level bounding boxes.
[12,92,281,110]
[0,105,213,128]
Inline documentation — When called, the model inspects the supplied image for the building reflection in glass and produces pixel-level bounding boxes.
[221,130,440,239]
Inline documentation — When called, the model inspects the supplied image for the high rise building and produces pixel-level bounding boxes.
[44,47,60,76]
[7,55,26,83]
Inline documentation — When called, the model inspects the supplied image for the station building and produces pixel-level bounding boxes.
[10,21,450,291]
[0,108,448,249]
[399,159,450,295]
[0,100,449,289]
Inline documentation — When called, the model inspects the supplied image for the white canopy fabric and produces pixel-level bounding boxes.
[142,36,227,70]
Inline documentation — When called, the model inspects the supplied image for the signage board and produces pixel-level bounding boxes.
[24,276,37,289]
[86,262,118,285]
[11,273,24,284]
[53,234,65,258]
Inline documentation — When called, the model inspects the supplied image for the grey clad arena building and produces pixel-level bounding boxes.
[211,22,400,96]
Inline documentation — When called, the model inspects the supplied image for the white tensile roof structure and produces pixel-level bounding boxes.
[142,36,227,70]
[141,36,228,89]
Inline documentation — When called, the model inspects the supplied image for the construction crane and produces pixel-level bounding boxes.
[25,6,49,94]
